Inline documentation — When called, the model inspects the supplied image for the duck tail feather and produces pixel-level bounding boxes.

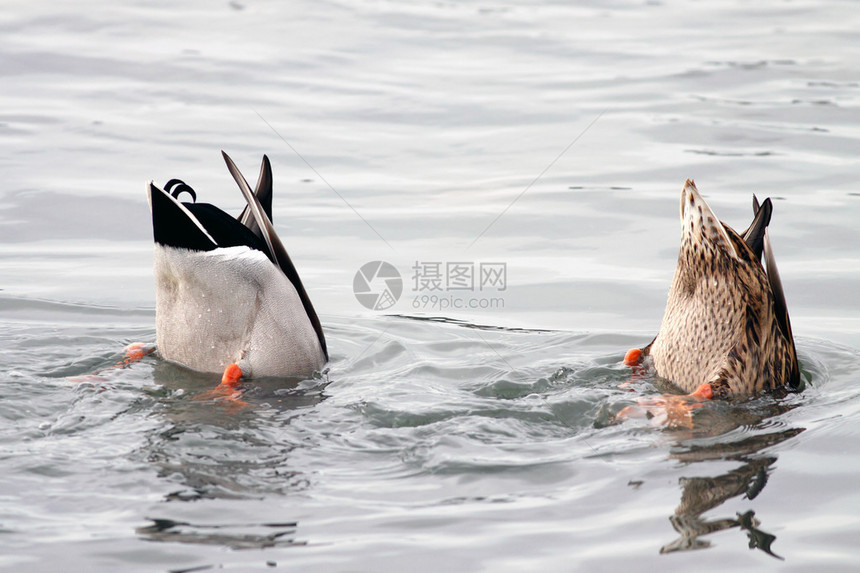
[742,196,772,260]
[222,151,328,360]
[237,155,274,239]
[148,181,218,251]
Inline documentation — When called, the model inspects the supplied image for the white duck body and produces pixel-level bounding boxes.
[153,244,325,377]
[148,152,327,379]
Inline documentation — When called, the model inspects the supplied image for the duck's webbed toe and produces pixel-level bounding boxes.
[221,363,243,388]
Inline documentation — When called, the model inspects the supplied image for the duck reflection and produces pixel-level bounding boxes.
[659,404,804,558]
[136,517,303,550]
[134,360,327,549]
[144,360,328,500]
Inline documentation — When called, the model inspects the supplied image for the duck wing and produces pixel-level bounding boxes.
[764,223,799,387]
[237,155,274,240]
[741,195,773,261]
[751,197,798,386]
[748,196,792,341]
[762,222,793,344]
[221,151,328,360]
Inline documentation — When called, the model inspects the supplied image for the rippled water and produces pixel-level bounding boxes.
[2,1,860,571]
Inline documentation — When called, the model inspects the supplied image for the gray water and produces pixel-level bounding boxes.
[2,1,860,571]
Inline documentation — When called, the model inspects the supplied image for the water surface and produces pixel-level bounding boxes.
[1,1,859,571]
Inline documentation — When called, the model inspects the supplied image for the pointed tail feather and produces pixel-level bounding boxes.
[237,155,273,239]
[741,195,772,261]
[221,151,328,360]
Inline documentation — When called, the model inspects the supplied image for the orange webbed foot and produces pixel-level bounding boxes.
[618,347,646,391]
[616,348,714,427]
[616,383,714,428]
[623,348,642,366]
[221,363,243,388]
[198,363,248,408]
[121,342,155,367]
[688,382,714,401]
[69,342,155,383]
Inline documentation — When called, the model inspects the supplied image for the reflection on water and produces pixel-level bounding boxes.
[126,317,815,560]
[606,355,809,558]
[662,409,805,558]
[2,0,860,569]
[1,301,857,571]
[134,364,324,550]
[136,518,302,550]
[140,361,327,502]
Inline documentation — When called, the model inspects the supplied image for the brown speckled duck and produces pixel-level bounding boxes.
[626,179,799,398]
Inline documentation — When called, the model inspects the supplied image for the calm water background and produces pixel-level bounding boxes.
[1,1,859,571]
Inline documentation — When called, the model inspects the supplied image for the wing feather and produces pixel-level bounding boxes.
[221,151,328,360]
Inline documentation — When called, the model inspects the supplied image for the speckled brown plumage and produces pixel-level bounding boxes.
[640,180,799,396]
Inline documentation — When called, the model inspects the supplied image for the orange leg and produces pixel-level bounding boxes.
[198,363,248,408]
[69,342,155,383]
[120,342,155,366]
[623,348,642,366]
[618,347,714,427]
[688,382,713,400]
[618,347,646,391]
[221,363,243,388]
[616,383,714,428]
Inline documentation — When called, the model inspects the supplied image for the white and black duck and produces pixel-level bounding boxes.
[147,151,327,383]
